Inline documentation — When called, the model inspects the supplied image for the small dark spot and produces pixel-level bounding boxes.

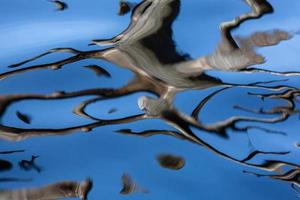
[108,108,118,114]
[0,160,13,171]
[16,111,31,124]
[156,154,185,170]
[118,1,131,16]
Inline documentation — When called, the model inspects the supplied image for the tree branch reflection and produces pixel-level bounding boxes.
[1,0,300,195]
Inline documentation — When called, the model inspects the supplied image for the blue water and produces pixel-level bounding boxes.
[0,0,300,199]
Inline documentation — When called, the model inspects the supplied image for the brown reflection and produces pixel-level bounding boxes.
[218,0,273,51]
[118,1,136,16]
[0,178,93,200]
[1,0,300,194]
[120,173,148,195]
[156,154,185,170]
[49,0,68,11]
[83,65,111,78]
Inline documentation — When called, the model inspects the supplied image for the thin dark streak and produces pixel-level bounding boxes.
[0,149,25,154]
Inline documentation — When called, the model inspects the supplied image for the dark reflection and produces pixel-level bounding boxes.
[118,1,136,16]
[120,173,148,195]
[0,150,34,183]
[0,178,32,183]
[1,0,300,195]
[16,111,32,124]
[0,178,93,200]
[156,154,185,170]
[0,150,25,154]
[244,168,300,195]
[108,108,118,114]
[49,0,68,11]
[19,155,42,173]
[0,160,12,172]
[83,65,111,78]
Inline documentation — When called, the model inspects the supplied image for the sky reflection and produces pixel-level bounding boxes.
[0,0,300,200]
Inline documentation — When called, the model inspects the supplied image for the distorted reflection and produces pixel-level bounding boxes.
[16,111,32,125]
[0,150,35,184]
[118,1,136,16]
[19,155,41,173]
[243,168,300,195]
[0,179,93,200]
[120,173,148,195]
[156,154,185,170]
[1,0,300,197]
[83,65,111,78]
[49,0,68,11]
[108,108,118,114]
[0,150,25,154]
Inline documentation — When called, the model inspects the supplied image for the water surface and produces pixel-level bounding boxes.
[1,0,300,199]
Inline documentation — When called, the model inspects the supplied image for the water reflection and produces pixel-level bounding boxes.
[49,0,68,11]
[0,159,12,172]
[156,154,185,170]
[0,150,25,154]
[244,168,300,195]
[0,179,93,200]
[83,65,111,78]
[16,111,32,125]
[118,1,136,16]
[0,150,36,185]
[0,178,32,183]
[120,173,148,195]
[1,0,300,198]
[19,155,41,173]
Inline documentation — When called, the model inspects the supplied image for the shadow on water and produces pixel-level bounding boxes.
[0,0,300,199]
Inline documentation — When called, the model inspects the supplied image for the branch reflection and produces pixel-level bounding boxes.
[1,0,299,195]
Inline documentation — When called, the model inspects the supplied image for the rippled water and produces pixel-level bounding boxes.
[1,0,300,199]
